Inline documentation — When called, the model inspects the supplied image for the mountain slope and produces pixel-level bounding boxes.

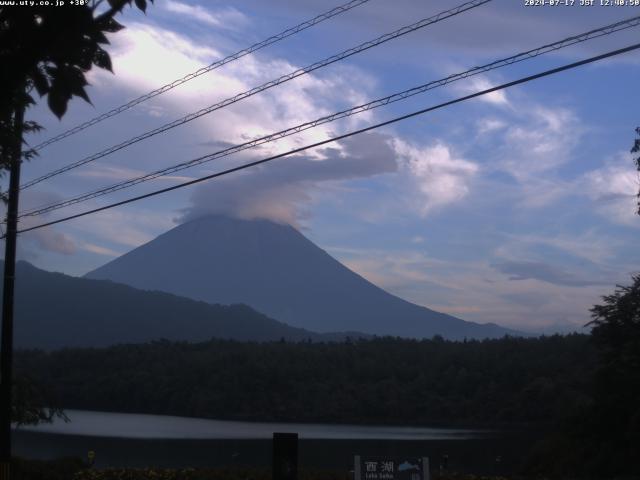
[4,261,341,349]
[86,215,520,339]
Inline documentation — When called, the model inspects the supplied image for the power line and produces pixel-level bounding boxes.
[30,0,373,152]
[18,14,640,219]
[20,0,492,190]
[13,42,640,237]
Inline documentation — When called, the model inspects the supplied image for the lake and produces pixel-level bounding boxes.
[14,410,539,474]
[17,410,483,440]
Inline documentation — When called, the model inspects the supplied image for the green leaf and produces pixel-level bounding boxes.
[72,85,91,104]
[23,121,44,133]
[93,29,109,45]
[101,17,124,33]
[47,90,68,119]
[93,47,113,72]
[632,127,640,154]
[64,66,92,104]
[77,48,94,71]
[22,92,35,106]
[31,68,49,97]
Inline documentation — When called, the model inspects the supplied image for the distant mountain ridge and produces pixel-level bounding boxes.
[3,261,355,350]
[86,215,521,339]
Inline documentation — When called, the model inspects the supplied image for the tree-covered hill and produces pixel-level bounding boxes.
[2,260,353,349]
[16,334,596,427]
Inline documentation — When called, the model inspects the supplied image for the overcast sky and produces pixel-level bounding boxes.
[7,0,640,332]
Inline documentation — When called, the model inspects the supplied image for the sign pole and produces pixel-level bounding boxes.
[422,457,430,480]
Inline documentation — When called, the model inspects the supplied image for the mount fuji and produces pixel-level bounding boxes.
[86,215,520,339]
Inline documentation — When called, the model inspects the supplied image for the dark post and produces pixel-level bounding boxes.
[272,432,298,480]
[0,103,24,480]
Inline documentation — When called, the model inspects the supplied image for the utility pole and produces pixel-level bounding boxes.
[0,102,24,480]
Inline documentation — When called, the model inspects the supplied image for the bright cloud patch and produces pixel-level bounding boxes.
[583,154,639,226]
[181,133,398,226]
[164,1,249,30]
[455,75,510,106]
[394,140,478,215]
[501,106,582,180]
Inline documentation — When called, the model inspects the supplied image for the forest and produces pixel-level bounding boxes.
[15,334,596,428]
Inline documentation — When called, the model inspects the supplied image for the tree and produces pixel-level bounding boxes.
[0,0,154,174]
[586,275,640,475]
[0,1,153,476]
[633,127,640,215]
[11,374,66,427]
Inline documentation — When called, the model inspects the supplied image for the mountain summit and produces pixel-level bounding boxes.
[86,215,518,339]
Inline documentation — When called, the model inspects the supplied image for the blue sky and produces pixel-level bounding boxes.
[7,0,640,332]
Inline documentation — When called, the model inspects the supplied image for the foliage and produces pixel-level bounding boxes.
[16,334,596,428]
[11,373,67,426]
[11,456,86,480]
[633,127,640,214]
[587,275,640,475]
[0,0,153,191]
[13,463,517,480]
[71,467,517,480]
[0,0,152,117]
[73,467,274,480]
[8,458,530,480]
[528,276,640,478]
[1,0,154,430]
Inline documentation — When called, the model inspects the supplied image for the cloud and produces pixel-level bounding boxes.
[471,104,583,186]
[246,0,640,65]
[500,291,552,309]
[500,106,583,181]
[88,21,380,170]
[75,164,195,184]
[492,260,611,287]
[18,189,65,213]
[394,140,478,215]
[80,243,121,257]
[582,154,639,226]
[18,0,638,333]
[164,2,249,30]
[500,231,617,265]
[453,75,510,106]
[27,229,77,255]
[58,18,488,233]
[180,132,398,226]
[470,103,586,209]
[476,117,507,136]
[180,134,481,226]
[68,210,175,248]
[343,254,434,290]
[74,165,147,182]
[329,244,613,330]
[4,190,79,256]
[98,22,222,90]
[330,246,457,295]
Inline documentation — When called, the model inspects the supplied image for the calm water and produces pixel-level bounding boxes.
[17,410,483,440]
[14,410,539,474]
